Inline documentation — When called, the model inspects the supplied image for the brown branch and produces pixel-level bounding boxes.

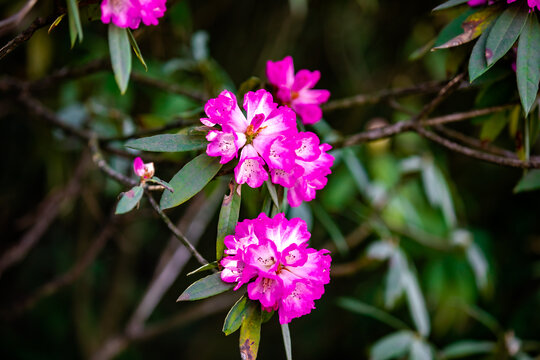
[145,191,210,266]
[0,16,49,60]
[415,126,540,169]
[131,73,207,103]
[0,153,90,278]
[323,80,449,112]
[414,73,466,121]
[9,212,117,316]
[0,0,38,36]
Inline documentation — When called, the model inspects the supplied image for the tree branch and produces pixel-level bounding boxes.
[145,191,210,266]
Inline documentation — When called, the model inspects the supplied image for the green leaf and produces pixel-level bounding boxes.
[517,13,540,115]
[238,76,261,101]
[421,160,456,228]
[186,261,218,276]
[223,296,248,336]
[385,251,407,308]
[466,242,489,291]
[239,301,262,360]
[485,4,528,67]
[311,203,349,256]
[125,134,207,152]
[480,112,509,141]
[48,14,66,34]
[433,6,499,50]
[469,23,494,81]
[371,330,414,360]
[337,298,410,331]
[216,184,241,261]
[145,176,174,192]
[265,180,280,208]
[160,154,222,210]
[434,9,475,48]
[440,340,496,359]
[404,270,430,337]
[366,240,395,261]
[66,0,83,47]
[343,148,370,198]
[281,323,292,360]
[514,169,540,193]
[433,0,469,12]
[108,24,132,94]
[115,186,143,214]
[177,272,234,301]
[409,339,432,360]
[127,29,148,71]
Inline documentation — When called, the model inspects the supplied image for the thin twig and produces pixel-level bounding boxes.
[0,0,38,36]
[0,153,90,278]
[0,16,49,60]
[145,191,210,266]
[323,80,448,112]
[9,212,117,316]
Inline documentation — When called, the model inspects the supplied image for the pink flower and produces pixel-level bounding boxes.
[133,157,154,179]
[469,0,540,8]
[266,56,330,125]
[202,89,298,188]
[221,213,331,324]
[101,0,167,29]
[270,132,335,207]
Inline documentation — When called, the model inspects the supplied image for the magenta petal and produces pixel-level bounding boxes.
[245,241,281,274]
[206,130,239,164]
[247,276,283,308]
[294,132,321,161]
[266,56,295,88]
[139,0,166,26]
[234,145,268,188]
[294,103,323,125]
[292,70,320,92]
[100,0,141,29]
[281,243,308,267]
[133,157,145,176]
[278,281,324,324]
[243,89,277,122]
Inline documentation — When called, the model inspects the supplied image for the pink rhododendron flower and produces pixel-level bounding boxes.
[201,89,298,188]
[270,132,334,207]
[266,56,330,125]
[101,0,167,29]
[221,213,331,324]
[133,157,154,179]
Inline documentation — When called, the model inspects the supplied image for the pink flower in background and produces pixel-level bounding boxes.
[133,157,154,179]
[266,56,330,125]
[509,0,540,10]
[469,0,540,9]
[270,132,334,207]
[101,0,167,29]
[221,213,331,324]
[202,89,298,188]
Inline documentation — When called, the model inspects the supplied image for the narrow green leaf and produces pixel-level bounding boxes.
[239,301,262,360]
[186,261,218,276]
[440,340,496,359]
[469,23,493,81]
[281,323,292,360]
[48,14,66,34]
[434,9,475,48]
[404,270,430,337]
[462,304,503,334]
[115,186,143,214]
[337,298,410,331]
[265,180,280,208]
[311,203,349,256]
[146,176,174,192]
[409,339,432,360]
[514,169,540,193]
[108,24,132,94]
[66,0,83,47]
[433,0,469,11]
[371,331,414,360]
[177,272,234,301]
[485,4,528,67]
[433,6,499,50]
[223,296,248,336]
[421,160,456,228]
[343,148,370,198]
[517,13,540,115]
[385,250,407,308]
[467,243,489,291]
[479,112,509,141]
[160,154,222,210]
[216,183,241,261]
[127,29,148,71]
[126,134,207,152]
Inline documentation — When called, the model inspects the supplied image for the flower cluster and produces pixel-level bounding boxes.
[468,0,540,9]
[201,88,334,207]
[266,56,330,125]
[220,213,331,324]
[101,0,167,29]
